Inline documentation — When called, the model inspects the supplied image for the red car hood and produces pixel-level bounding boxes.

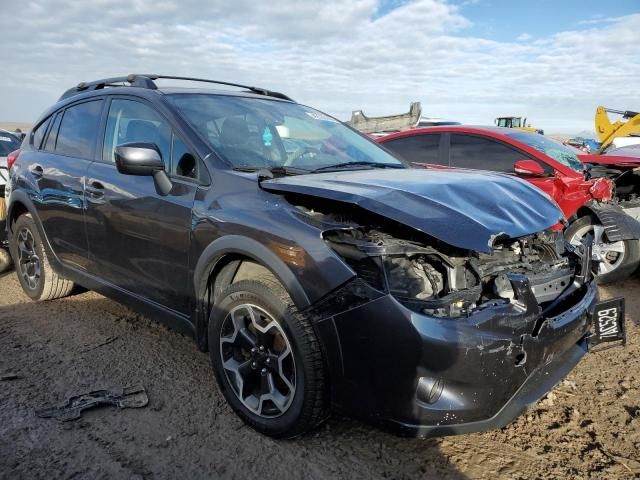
[578,154,640,168]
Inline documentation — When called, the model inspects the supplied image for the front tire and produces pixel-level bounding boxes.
[9,214,75,301]
[208,278,328,438]
[566,216,640,284]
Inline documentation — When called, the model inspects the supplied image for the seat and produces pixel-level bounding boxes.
[218,116,265,166]
[123,119,170,168]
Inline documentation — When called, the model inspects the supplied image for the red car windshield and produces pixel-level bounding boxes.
[506,131,584,173]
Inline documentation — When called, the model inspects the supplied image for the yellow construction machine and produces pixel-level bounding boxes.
[594,106,640,153]
[494,116,544,135]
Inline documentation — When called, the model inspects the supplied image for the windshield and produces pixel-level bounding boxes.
[497,117,520,128]
[167,94,404,171]
[506,131,584,173]
[0,133,21,157]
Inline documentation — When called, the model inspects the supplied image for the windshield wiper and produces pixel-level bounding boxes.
[233,165,312,179]
[311,161,404,172]
[233,165,311,174]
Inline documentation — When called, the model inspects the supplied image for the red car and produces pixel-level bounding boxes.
[377,126,640,283]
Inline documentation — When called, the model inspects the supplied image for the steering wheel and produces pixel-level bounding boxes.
[284,146,321,166]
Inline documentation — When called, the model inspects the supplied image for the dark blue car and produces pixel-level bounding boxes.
[4,75,623,438]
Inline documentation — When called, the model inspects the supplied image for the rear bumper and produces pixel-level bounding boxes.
[315,279,598,437]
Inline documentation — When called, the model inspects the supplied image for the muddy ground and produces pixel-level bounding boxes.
[0,272,639,480]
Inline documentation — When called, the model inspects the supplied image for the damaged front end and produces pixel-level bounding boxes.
[323,226,580,319]
[297,200,601,437]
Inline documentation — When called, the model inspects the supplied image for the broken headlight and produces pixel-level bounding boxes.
[324,227,577,319]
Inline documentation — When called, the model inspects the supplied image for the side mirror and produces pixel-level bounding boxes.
[514,159,545,176]
[114,143,172,195]
[115,143,164,175]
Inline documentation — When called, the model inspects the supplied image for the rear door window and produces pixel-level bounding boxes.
[449,134,525,172]
[382,134,445,165]
[56,100,104,158]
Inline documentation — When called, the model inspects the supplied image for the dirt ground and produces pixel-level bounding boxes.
[1,272,639,480]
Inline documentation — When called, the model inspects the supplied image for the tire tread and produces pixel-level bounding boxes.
[11,214,74,301]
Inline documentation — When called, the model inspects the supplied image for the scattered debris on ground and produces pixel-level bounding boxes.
[36,385,148,422]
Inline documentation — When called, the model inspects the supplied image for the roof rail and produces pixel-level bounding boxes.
[58,75,157,101]
[58,74,293,102]
[140,75,294,101]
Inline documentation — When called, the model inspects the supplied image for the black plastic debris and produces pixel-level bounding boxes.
[36,384,148,421]
[0,372,22,381]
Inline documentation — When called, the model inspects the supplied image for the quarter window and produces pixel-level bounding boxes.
[103,99,171,170]
[449,134,525,172]
[56,100,103,158]
[171,134,198,179]
[382,134,444,165]
[43,113,62,151]
[31,116,52,150]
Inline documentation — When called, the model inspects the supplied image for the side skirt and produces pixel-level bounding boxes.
[58,263,196,339]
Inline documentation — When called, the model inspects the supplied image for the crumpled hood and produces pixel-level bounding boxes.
[262,168,563,253]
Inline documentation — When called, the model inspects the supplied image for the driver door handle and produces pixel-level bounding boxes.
[30,165,43,178]
[86,180,105,203]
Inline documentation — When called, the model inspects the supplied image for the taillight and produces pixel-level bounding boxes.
[7,149,20,170]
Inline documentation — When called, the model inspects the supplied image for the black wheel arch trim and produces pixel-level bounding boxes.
[578,201,640,242]
[6,190,62,267]
[193,235,312,351]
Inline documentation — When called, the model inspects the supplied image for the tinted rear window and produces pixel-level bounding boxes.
[56,100,103,158]
[44,113,62,151]
[382,134,444,165]
[31,117,51,150]
[0,133,21,156]
[449,134,525,172]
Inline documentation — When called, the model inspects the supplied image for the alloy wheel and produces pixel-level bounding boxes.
[16,227,41,290]
[219,303,296,418]
[568,223,626,275]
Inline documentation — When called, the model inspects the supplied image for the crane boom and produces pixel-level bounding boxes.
[595,105,640,153]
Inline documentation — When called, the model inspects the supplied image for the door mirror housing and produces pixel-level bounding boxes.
[114,143,173,196]
[115,143,164,176]
[514,159,545,176]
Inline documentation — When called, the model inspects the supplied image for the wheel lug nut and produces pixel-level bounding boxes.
[251,361,257,368]
[266,358,271,364]
[259,346,265,352]
[261,368,267,375]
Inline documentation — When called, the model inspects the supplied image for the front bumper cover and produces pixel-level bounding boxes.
[313,277,598,438]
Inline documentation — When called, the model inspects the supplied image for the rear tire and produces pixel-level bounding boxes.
[208,278,328,438]
[0,248,12,273]
[9,214,75,301]
[566,216,640,284]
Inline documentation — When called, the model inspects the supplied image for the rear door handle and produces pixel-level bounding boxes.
[30,165,43,178]
[86,180,105,202]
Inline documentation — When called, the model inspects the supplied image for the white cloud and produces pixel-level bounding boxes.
[516,33,532,41]
[1,0,639,134]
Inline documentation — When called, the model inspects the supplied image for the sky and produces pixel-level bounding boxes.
[1,0,639,134]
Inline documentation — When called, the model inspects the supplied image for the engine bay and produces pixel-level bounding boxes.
[292,197,579,318]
